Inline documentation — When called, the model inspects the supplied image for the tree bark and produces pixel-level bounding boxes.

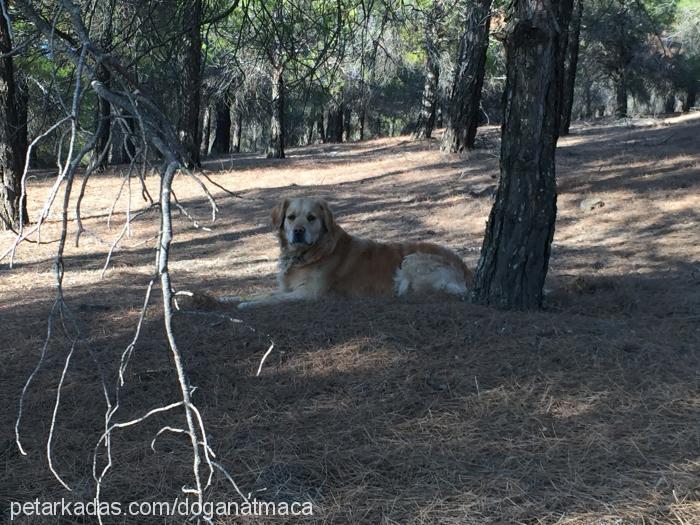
[441,0,492,152]
[95,61,111,168]
[413,2,443,140]
[0,4,25,229]
[583,81,593,118]
[559,0,582,135]
[182,0,203,167]
[94,21,112,169]
[111,111,137,164]
[15,75,28,172]
[267,65,285,158]
[211,98,231,154]
[359,108,366,140]
[343,107,352,142]
[683,82,697,112]
[326,103,344,143]
[316,111,326,143]
[201,105,211,154]
[232,111,242,152]
[473,0,573,310]
[414,63,439,139]
[615,70,627,118]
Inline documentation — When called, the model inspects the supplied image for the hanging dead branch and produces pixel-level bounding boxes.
[6,0,248,519]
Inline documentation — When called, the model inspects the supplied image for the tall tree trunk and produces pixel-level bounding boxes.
[473,0,573,310]
[373,114,382,137]
[413,60,439,139]
[211,98,231,154]
[615,70,627,118]
[359,108,366,140]
[559,0,582,135]
[15,75,28,172]
[232,111,242,152]
[414,2,443,140]
[267,65,285,158]
[583,81,593,118]
[343,107,352,142]
[94,20,112,169]
[0,5,24,230]
[182,0,203,167]
[201,105,212,154]
[95,60,111,168]
[683,82,697,112]
[327,103,344,143]
[441,0,492,152]
[664,94,676,114]
[317,111,326,143]
[112,111,137,164]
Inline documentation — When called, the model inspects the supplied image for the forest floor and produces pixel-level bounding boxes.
[1,114,699,524]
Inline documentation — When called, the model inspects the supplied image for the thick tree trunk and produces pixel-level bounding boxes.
[267,65,285,158]
[473,0,573,310]
[211,99,231,154]
[326,103,344,143]
[559,0,582,135]
[0,7,24,230]
[182,0,203,167]
[441,0,492,152]
[664,94,676,114]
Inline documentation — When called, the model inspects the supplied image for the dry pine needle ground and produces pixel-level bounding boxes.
[1,115,699,524]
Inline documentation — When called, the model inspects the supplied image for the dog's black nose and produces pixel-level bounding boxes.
[293,227,305,243]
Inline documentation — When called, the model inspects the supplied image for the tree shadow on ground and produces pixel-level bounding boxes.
[1,262,699,523]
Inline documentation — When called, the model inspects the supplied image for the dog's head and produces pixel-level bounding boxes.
[271,197,337,255]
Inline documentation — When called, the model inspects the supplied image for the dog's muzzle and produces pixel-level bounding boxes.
[292,227,307,245]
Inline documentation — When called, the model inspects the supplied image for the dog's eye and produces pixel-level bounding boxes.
[287,214,296,221]
[307,214,316,222]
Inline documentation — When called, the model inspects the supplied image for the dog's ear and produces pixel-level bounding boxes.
[318,199,335,233]
[271,198,289,230]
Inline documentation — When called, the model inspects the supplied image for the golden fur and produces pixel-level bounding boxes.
[231,197,473,308]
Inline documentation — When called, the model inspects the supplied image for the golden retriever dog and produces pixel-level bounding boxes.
[227,197,473,308]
